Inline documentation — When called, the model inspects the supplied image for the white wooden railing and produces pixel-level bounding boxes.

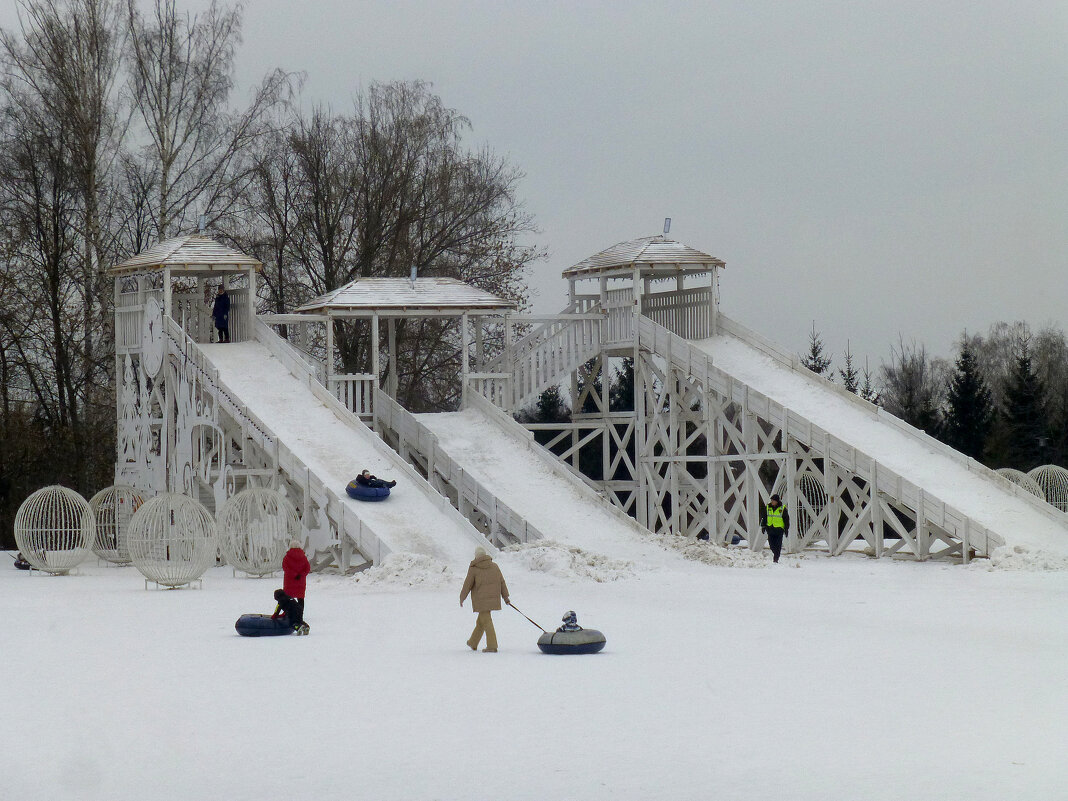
[329,374,375,420]
[482,308,605,411]
[374,389,544,546]
[643,286,714,340]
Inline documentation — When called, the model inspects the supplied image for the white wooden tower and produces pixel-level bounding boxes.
[109,235,261,507]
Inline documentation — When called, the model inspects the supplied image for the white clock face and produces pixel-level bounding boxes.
[141,298,164,377]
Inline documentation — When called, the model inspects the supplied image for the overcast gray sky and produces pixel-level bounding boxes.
[5,1,1066,370]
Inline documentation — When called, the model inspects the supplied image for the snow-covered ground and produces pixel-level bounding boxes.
[3,551,1065,801]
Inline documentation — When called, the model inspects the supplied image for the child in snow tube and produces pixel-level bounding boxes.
[537,611,606,654]
[346,469,395,501]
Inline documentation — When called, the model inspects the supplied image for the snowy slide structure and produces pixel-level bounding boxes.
[194,323,491,569]
[679,313,1068,557]
[413,394,679,566]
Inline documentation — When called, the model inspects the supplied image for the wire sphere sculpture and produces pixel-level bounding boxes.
[1026,465,1068,512]
[772,471,828,540]
[88,485,145,564]
[217,488,300,576]
[995,468,1044,499]
[14,485,95,574]
[128,493,218,587]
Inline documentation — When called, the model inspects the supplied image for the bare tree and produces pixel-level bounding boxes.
[879,338,948,434]
[125,0,289,238]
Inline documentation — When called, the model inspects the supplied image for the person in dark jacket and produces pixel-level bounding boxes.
[459,546,509,652]
[211,285,231,343]
[275,539,310,634]
[355,469,396,489]
[759,494,790,563]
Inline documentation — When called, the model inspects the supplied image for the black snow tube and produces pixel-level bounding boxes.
[346,480,390,502]
[537,628,607,655]
[235,613,295,637]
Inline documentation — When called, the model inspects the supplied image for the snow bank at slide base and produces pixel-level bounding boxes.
[352,552,455,589]
[499,540,636,581]
[969,544,1068,572]
[350,537,782,590]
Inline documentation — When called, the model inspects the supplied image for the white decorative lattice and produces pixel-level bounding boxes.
[89,485,146,564]
[995,468,1045,499]
[128,493,217,587]
[14,486,95,574]
[1026,465,1068,512]
[217,488,299,576]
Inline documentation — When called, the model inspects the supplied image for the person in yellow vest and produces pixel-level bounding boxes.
[759,493,790,563]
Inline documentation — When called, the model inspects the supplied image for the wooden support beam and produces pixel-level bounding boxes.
[387,317,398,398]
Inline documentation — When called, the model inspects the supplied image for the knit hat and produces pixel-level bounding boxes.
[474,546,487,558]
[289,539,302,550]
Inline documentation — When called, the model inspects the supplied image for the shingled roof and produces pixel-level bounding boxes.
[563,235,724,279]
[109,235,262,275]
[295,277,516,315]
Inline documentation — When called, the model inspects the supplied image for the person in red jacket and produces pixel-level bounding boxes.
[274,539,311,635]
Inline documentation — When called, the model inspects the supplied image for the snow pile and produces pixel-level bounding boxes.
[652,534,771,568]
[969,544,1068,572]
[500,540,636,582]
[352,552,455,589]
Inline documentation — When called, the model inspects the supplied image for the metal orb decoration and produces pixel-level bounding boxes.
[995,468,1045,499]
[772,471,828,541]
[128,493,218,587]
[1026,465,1068,512]
[217,488,300,576]
[88,485,145,564]
[14,485,95,574]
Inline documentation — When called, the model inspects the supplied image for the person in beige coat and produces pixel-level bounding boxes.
[459,546,510,652]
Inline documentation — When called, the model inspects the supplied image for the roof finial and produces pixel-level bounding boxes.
[663,217,671,236]
[409,264,418,290]
[198,214,207,235]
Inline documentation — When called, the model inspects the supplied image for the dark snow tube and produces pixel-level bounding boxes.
[346,480,390,502]
[235,613,295,637]
[537,629,607,654]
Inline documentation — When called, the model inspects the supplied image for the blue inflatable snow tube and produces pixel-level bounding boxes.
[346,480,390,501]
[235,613,294,637]
[537,628,607,655]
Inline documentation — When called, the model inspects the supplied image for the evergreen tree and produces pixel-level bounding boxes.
[942,339,994,459]
[879,339,943,434]
[801,322,832,376]
[1001,344,1048,469]
[838,342,859,393]
[534,384,569,423]
[860,358,880,405]
[610,357,635,412]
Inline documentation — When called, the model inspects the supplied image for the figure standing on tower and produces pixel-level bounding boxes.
[212,285,231,343]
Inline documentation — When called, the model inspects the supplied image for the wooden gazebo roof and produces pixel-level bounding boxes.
[108,235,262,275]
[294,277,516,317]
[563,235,725,280]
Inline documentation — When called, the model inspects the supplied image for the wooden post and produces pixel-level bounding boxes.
[371,313,380,429]
[387,317,398,398]
[785,445,797,554]
[916,489,929,561]
[710,268,719,335]
[504,314,514,412]
[247,267,257,342]
[325,313,334,384]
[460,312,470,409]
[871,462,884,558]
[823,432,839,554]
[474,315,484,372]
[163,267,172,320]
